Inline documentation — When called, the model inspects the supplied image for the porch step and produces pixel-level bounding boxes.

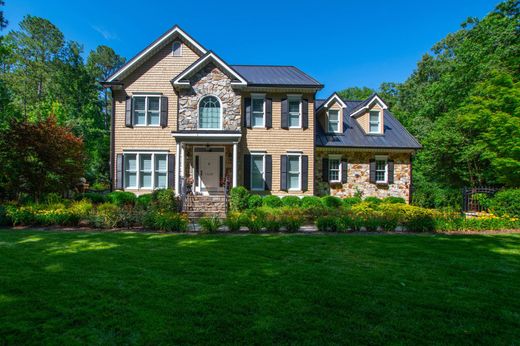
[184,195,228,220]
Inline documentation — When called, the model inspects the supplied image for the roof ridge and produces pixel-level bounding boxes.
[230,64,298,68]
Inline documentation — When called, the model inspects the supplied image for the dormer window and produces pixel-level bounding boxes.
[328,110,340,133]
[369,110,381,133]
[172,41,182,56]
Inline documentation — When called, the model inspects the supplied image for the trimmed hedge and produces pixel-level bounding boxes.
[282,196,301,207]
[263,195,282,208]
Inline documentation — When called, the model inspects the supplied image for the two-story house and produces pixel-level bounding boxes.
[103,25,421,204]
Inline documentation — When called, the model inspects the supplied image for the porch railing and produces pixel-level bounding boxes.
[462,186,501,212]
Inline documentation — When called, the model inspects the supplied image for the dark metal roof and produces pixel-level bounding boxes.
[316,100,422,149]
[230,65,323,88]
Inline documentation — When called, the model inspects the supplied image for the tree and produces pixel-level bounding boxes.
[337,86,374,100]
[0,116,85,201]
[0,1,7,30]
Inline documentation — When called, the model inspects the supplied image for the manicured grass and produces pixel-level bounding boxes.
[0,230,519,345]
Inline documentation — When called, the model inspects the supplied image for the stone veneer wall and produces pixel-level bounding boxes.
[315,149,412,201]
[178,63,241,131]
[183,144,233,191]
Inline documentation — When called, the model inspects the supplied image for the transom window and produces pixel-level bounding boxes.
[288,97,301,128]
[251,95,265,128]
[124,153,168,189]
[328,110,340,133]
[329,157,341,182]
[198,96,221,129]
[375,158,388,183]
[172,41,182,56]
[287,155,301,190]
[133,96,160,126]
[369,110,381,133]
[251,154,265,190]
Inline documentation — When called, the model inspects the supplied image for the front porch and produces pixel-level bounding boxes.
[172,131,241,196]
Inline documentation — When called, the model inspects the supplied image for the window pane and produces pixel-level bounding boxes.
[133,97,145,110]
[288,156,299,172]
[328,121,339,133]
[134,110,146,125]
[155,173,167,189]
[251,155,264,190]
[329,110,338,121]
[252,98,263,112]
[370,111,379,122]
[289,114,300,127]
[376,160,386,182]
[199,96,220,129]
[155,154,167,171]
[148,97,160,111]
[288,173,299,190]
[125,172,137,188]
[252,112,264,127]
[140,154,152,171]
[125,155,137,171]
[287,156,300,190]
[140,173,152,188]
[370,123,379,133]
[288,100,300,113]
[148,111,160,125]
[173,41,181,56]
[329,159,340,181]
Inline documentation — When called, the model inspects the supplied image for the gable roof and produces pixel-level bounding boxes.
[105,25,207,83]
[230,65,323,88]
[171,51,248,87]
[316,92,347,112]
[349,93,388,117]
[316,99,421,150]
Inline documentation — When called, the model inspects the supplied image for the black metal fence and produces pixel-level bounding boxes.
[462,186,501,212]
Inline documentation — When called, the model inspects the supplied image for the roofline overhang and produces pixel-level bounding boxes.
[316,92,347,112]
[350,94,389,117]
[171,131,242,141]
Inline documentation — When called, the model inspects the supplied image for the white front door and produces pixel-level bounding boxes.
[195,150,223,195]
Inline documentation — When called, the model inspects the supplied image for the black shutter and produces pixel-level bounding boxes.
[302,98,308,129]
[281,98,288,129]
[341,160,348,184]
[125,97,133,127]
[280,155,288,190]
[167,154,175,189]
[219,156,224,187]
[322,158,329,182]
[302,155,308,192]
[265,98,272,128]
[244,154,251,189]
[265,155,272,190]
[388,160,394,184]
[116,154,124,190]
[194,156,199,189]
[244,97,251,128]
[369,159,376,183]
[160,96,168,127]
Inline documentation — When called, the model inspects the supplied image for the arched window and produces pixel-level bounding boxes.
[172,41,182,56]
[198,96,221,129]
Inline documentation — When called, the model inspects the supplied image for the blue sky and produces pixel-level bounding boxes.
[4,0,497,97]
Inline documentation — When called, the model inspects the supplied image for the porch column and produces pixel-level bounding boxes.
[232,142,238,188]
[180,143,185,181]
[175,142,180,196]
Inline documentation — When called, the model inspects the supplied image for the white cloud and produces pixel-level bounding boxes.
[92,25,118,40]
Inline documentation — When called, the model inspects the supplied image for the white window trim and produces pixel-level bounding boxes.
[172,40,182,56]
[251,94,266,128]
[328,155,342,183]
[369,110,382,134]
[288,95,302,129]
[328,109,341,133]
[375,155,388,184]
[287,153,302,191]
[197,95,223,130]
[123,151,169,190]
[132,95,161,127]
[250,153,266,191]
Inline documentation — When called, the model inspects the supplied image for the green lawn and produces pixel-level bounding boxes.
[0,230,519,345]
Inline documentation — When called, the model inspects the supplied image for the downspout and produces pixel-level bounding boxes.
[109,87,116,191]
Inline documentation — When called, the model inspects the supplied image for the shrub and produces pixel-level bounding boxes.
[88,202,119,228]
[282,196,302,208]
[316,216,341,232]
[106,191,136,207]
[152,189,177,211]
[76,192,107,204]
[364,196,382,205]
[0,205,11,226]
[136,193,153,210]
[68,200,93,219]
[144,211,189,232]
[241,211,265,232]
[44,193,64,205]
[340,215,360,232]
[486,189,520,218]
[224,212,242,232]
[278,209,304,232]
[301,196,323,209]
[230,186,250,211]
[263,195,282,208]
[382,196,406,204]
[198,216,222,233]
[247,194,263,209]
[343,197,362,208]
[321,196,343,209]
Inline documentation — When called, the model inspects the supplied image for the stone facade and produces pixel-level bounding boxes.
[315,149,412,201]
[178,63,241,131]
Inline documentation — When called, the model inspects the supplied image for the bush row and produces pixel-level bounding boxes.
[478,188,520,218]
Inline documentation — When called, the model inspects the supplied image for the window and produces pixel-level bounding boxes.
[133,96,161,126]
[124,153,168,189]
[199,96,221,129]
[172,41,182,56]
[375,158,387,183]
[287,155,301,190]
[288,97,301,128]
[369,110,380,133]
[328,110,340,133]
[251,154,265,190]
[251,95,265,128]
[329,157,341,182]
